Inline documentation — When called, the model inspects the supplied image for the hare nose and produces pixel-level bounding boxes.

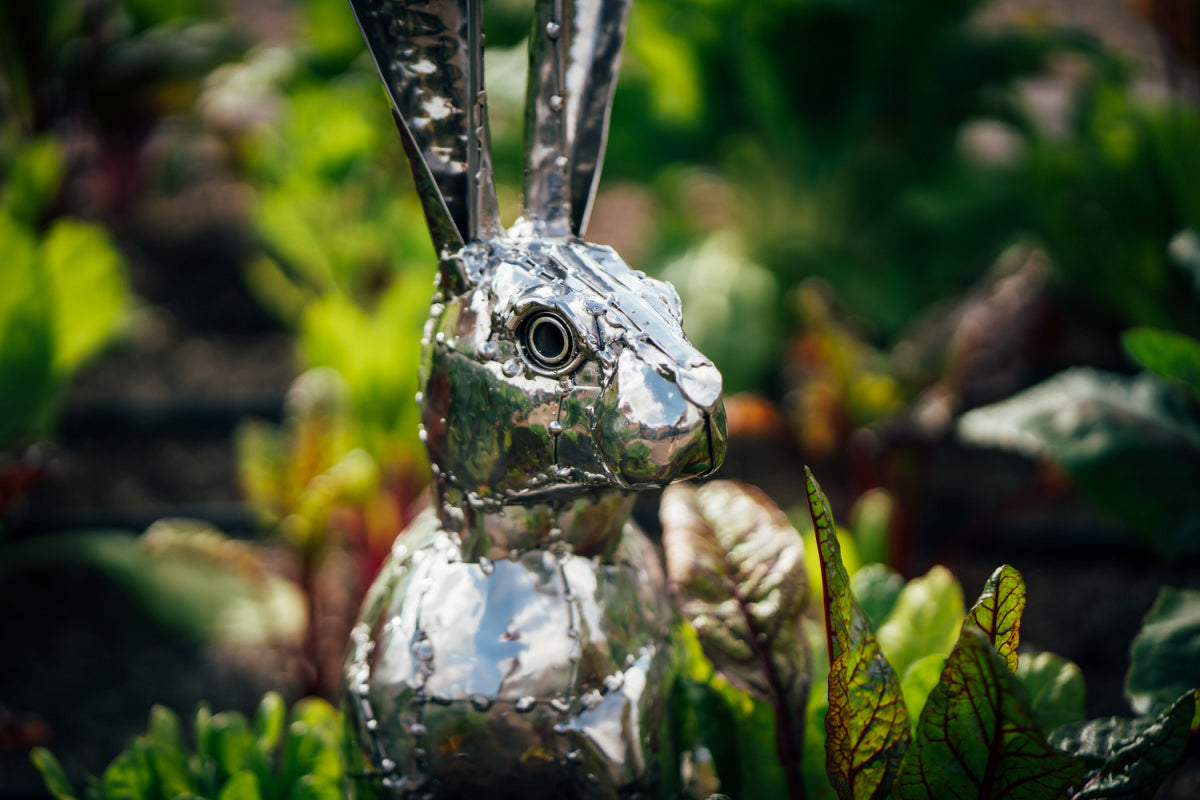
[595,351,726,486]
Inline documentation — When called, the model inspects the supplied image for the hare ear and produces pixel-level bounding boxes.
[349,0,503,255]
[521,0,633,238]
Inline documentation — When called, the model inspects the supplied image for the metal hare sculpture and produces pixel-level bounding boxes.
[341,0,727,796]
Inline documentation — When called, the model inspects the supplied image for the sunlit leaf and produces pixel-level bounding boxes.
[217,770,261,800]
[211,711,254,780]
[898,653,946,725]
[875,566,963,682]
[894,627,1085,799]
[254,692,286,758]
[964,565,1025,672]
[41,218,127,374]
[1123,327,1200,400]
[807,467,909,800]
[661,480,809,797]
[1050,691,1196,800]
[1016,652,1086,736]
[1125,587,1200,719]
[849,488,896,567]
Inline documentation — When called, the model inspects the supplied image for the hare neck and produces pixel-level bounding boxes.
[434,487,635,562]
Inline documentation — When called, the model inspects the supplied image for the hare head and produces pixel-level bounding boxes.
[351,0,726,532]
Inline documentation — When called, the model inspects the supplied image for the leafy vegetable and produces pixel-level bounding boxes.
[1016,652,1087,736]
[662,480,811,800]
[31,694,343,800]
[875,565,963,686]
[957,368,1200,557]
[894,627,1085,799]
[0,212,128,449]
[1124,587,1200,720]
[806,467,910,799]
[1050,690,1196,800]
[0,523,305,645]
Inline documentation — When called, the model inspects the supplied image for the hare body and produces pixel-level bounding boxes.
[342,1,726,796]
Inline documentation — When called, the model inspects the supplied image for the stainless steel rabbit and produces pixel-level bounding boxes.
[341,1,726,797]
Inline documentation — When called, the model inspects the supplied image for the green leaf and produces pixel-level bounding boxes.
[282,699,342,789]
[1016,652,1086,736]
[0,214,57,447]
[101,744,154,800]
[217,771,261,800]
[1125,586,1200,718]
[211,712,255,779]
[898,654,946,726]
[875,566,964,682]
[964,565,1025,672]
[254,692,287,757]
[661,480,810,798]
[147,705,185,753]
[1123,327,1200,400]
[849,564,905,631]
[807,467,909,800]
[958,368,1200,557]
[893,627,1085,799]
[41,218,127,375]
[1050,691,1196,800]
[848,488,896,567]
[31,748,77,800]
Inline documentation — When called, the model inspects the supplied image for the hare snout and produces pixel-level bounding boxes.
[594,350,727,486]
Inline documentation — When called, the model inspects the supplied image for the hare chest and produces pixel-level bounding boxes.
[343,510,678,799]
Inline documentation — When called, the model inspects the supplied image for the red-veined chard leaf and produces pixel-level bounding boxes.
[661,480,810,800]
[964,565,1025,672]
[893,627,1085,799]
[806,467,910,800]
[1049,690,1196,800]
[1125,587,1200,722]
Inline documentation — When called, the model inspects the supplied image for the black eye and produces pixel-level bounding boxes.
[521,312,575,373]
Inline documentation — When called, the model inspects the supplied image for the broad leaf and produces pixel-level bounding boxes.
[807,467,909,800]
[894,627,1084,799]
[1125,587,1200,719]
[217,771,261,800]
[964,565,1025,672]
[662,480,809,798]
[1017,652,1086,735]
[1123,327,1200,400]
[1050,691,1196,800]
[876,566,964,682]
[957,368,1200,556]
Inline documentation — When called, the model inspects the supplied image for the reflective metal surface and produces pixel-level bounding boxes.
[344,1,726,797]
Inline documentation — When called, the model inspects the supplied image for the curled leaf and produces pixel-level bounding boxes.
[894,627,1084,800]
[1050,690,1196,800]
[807,467,909,800]
[964,565,1025,672]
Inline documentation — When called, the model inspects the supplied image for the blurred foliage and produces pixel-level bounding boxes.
[0,137,128,450]
[1025,81,1200,337]
[610,0,1105,343]
[33,693,342,800]
[0,520,304,645]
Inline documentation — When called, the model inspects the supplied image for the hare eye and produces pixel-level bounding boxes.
[521,312,575,373]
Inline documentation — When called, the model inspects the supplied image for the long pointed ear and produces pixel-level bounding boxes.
[521,0,633,238]
[349,0,502,256]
